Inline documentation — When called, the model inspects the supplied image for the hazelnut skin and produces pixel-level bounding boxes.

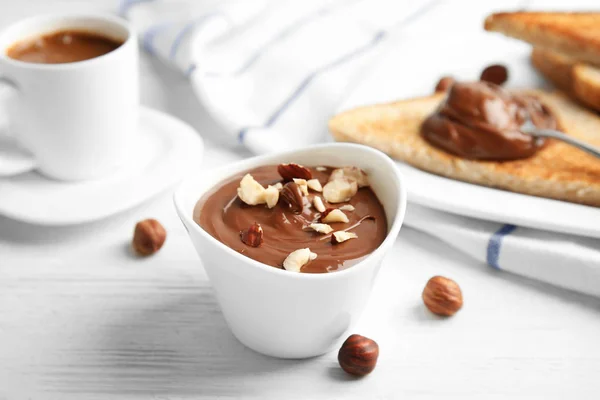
[280,181,304,213]
[240,222,263,247]
[277,163,312,181]
[422,276,463,316]
[435,76,455,93]
[132,219,166,256]
[338,334,379,376]
[480,64,509,86]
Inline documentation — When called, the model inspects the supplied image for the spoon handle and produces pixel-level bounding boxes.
[523,128,600,159]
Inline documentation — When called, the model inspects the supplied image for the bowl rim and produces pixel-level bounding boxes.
[173,143,407,281]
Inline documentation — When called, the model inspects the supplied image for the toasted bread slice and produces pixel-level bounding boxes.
[530,47,600,112]
[485,12,600,66]
[329,90,600,207]
[573,63,600,111]
[530,47,574,92]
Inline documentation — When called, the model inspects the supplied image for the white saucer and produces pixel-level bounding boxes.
[0,106,204,225]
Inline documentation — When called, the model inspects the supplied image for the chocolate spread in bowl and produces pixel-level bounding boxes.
[421,81,557,160]
[194,165,387,273]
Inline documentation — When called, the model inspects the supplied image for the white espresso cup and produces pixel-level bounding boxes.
[0,13,138,181]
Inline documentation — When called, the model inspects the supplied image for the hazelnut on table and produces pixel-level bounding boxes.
[422,276,463,316]
[338,334,379,376]
[132,219,166,256]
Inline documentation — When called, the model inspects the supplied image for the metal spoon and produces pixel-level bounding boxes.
[521,119,600,159]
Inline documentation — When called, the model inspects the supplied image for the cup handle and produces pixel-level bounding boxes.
[0,76,37,177]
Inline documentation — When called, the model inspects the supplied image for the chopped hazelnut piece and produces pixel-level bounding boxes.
[264,185,280,209]
[280,182,304,213]
[293,178,309,196]
[283,248,317,272]
[278,163,312,181]
[313,196,326,212]
[307,179,323,192]
[329,167,369,188]
[237,174,266,205]
[332,231,358,244]
[322,178,358,203]
[338,204,355,212]
[315,166,327,172]
[308,223,333,234]
[240,223,263,247]
[320,208,349,224]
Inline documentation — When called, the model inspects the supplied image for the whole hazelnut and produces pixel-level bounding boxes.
[480,64,509,86]
[132,219,166,256]
[434,76,455,93]
[422,276,463,316]
[338,334,379,376]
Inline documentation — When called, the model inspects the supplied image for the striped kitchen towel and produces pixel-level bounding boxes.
[121,0,438,153]
[121,0,600,298]
[405,204,600,298]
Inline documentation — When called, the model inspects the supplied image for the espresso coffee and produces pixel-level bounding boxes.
[6,30,123,64]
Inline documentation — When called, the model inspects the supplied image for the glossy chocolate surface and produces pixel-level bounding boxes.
[421,81,557,160]
[194,165,387,273]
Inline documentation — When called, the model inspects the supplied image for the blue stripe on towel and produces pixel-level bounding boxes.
[141,0,409,81]
[169,13,223,60]
[199,0,366,78]
[229,0,364,77]
[142,22,172,55]
[486,224,517,269]
[236,0,439,143]
[238,128,249,143]
[188,1,349,79]
[119,0,155,17]
[237,30,386,143]
[185,63,197,77]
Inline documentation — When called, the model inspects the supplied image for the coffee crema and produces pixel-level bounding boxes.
[6,30,123,64]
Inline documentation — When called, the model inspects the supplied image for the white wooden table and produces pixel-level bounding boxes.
[2,1,600,399]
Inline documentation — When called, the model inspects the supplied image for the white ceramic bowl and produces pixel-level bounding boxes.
[174,143,406,358]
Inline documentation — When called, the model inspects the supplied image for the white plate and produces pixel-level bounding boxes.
[339,33,600,239]
[0,106,204,226]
